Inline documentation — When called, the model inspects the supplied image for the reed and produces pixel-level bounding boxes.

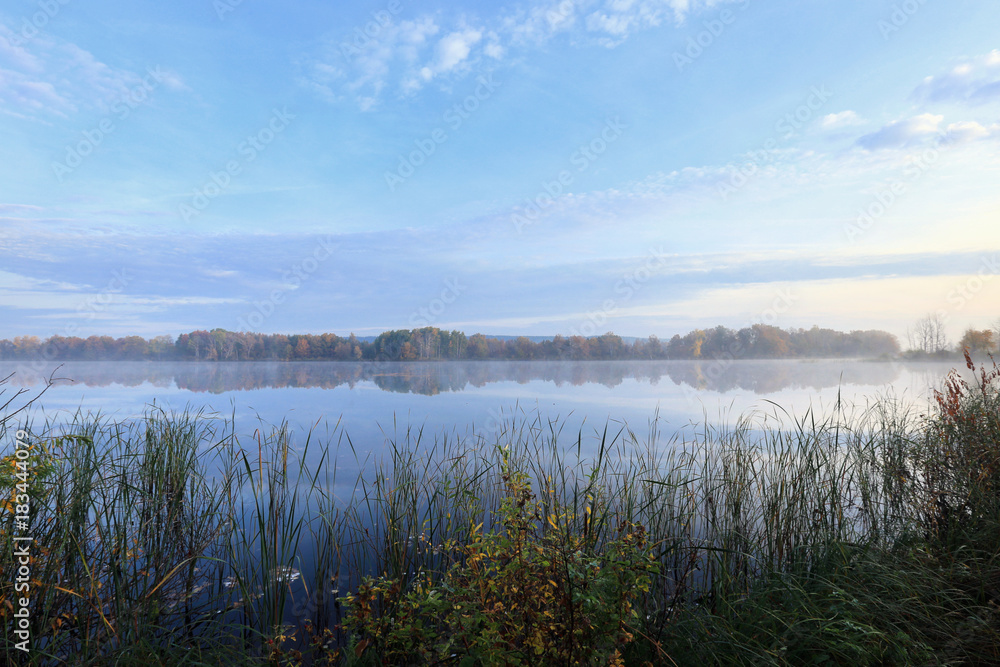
[0,358,998,665]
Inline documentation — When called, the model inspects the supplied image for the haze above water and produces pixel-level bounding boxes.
[4,360,961,456]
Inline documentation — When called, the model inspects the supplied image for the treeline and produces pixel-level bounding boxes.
[0,324,900,362]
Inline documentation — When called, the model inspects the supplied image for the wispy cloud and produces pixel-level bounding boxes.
[856,113,943,151]
[0,203,44,214]
[302,0,747,109]
[855,112,999,151]
[820,110,865,131]
[0,22,187,120]
[913,50,1000,104]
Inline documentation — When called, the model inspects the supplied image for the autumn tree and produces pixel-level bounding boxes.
[958,328,995,355]
[467,334,489,359]
[748,324,791,358]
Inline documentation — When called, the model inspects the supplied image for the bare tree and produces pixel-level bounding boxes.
[910,313,949,353]
[931,313,948,353]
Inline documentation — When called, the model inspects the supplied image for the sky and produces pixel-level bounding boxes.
[1,0,999,344]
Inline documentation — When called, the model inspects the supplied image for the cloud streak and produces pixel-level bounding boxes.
[0,22,187,121]
[302,0,749,109]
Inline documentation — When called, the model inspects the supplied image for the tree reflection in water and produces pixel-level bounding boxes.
[0,359,958,397]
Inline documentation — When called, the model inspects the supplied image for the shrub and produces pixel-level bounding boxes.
[344,457,658,666]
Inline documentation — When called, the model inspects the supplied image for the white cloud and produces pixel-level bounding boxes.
[303,0,747,108]
[586,11,634,38]
[433,28,482,74]
[405,27,483,88]
[856,113,943,151]
[508,0,725,47]
[913,50,1000,104]
[154,68,190,93]
[820,110,864,130]
[503,1,581,44]
[584,0,687,47]
[0,269,84,294]
[396,17,440,60]
[942,120,999,145]
[484,40,505,59]
[311,16,442,109]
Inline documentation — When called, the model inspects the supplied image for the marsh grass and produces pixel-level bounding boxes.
[0,358,998,665]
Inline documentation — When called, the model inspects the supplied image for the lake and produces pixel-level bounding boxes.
[2,359,961,460]
[0,357,970,643]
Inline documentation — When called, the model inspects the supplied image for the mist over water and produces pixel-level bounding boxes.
[3,359,960,449]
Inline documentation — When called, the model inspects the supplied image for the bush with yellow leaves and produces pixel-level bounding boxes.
[344,461,658,666]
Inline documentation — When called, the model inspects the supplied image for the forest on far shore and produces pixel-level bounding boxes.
[0,324,912,362]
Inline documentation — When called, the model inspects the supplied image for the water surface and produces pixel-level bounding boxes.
[2,359,961,453]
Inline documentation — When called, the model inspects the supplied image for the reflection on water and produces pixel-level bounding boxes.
[0,359,962,396]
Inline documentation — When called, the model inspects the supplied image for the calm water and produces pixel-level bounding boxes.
[2,359,962,457]
[0,358,967,628]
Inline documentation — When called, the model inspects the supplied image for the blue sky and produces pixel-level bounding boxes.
[1,0,999,343]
